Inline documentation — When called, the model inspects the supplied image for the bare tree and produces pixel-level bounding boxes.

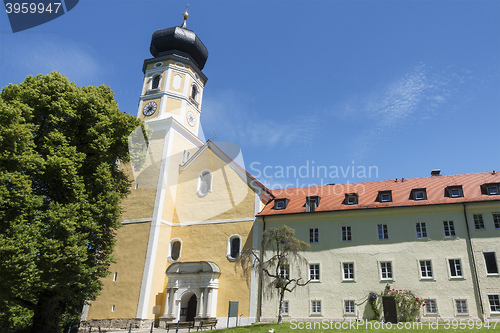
[238,225,311,324]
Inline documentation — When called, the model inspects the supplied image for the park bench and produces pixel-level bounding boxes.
[165,321,195,332]
[195,318,217,331]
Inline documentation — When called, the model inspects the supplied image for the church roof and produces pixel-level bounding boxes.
[258,171,500,216]
[149,12,208,70]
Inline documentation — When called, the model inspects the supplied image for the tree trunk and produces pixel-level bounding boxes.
[277,289,285,325]
[31,297,62,333]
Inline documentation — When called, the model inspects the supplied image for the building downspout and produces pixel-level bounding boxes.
[257,216,266,322]
[462,203,485,320]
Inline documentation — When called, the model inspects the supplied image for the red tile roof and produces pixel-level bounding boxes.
[258,172,500,216]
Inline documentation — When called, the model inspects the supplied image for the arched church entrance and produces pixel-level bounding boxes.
[160,261,221,326]
[186,294,197,322]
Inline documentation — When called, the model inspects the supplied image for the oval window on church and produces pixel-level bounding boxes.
[227,235,241,261]
[197,170,212,197]
[170,240,181,261]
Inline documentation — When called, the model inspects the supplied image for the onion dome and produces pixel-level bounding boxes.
[150,9,209,70]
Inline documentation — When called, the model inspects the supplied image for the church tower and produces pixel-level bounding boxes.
[82,10,270,330]
[138,9,208,138]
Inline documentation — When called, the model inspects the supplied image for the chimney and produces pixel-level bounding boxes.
[431,169,441,177]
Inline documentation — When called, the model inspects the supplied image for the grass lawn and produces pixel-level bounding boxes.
[212,321,500,332]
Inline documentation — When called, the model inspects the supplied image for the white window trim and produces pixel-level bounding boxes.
[309,227,319,244]
[443,220,457,238]
[424,299,438,315]
[493,213,500,229]
[281,300,289,316]
[341,226,352,242]
[343,300,356,315]
[454,299,469,316]
[419,260,434,280]
[487,293,500,314]
[342,262,355,282]
[311,300,322,315]
[168,238,183,262]
[377,224,389,241]
[226,234,242,261]
[112,272,118,282]
[147,72,163,92]
[379,261,393,281]
[196,169,213,197]
[415,222,428,239]
[483,251,499,276]
[447,258,464,279]
[309,263,320,282]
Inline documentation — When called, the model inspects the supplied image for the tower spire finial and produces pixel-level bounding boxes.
[181,4,189,28]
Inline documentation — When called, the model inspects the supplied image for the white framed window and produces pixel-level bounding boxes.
[483,251,499,275]
[309,228,319,243]
[344,300,355,315]
[443,221,456,237]
[280,264,290,280]
[197,169,213,197]
[493,213,500,229]
[425,299,438,315]
[345,193,358,205]
[111,305,115,312]
[488,294,500,313]
[413,189,426,200]
[226,235,241,261]
[343,263,354,281]
[281,301,289,315]
[420,260,433,279]
[311,300,322,315]
[487,185,500,195]
[377,224,389,240]
[456,299,468,315]
[168,238,182,262]
[473,214,485,230]
[151,74,161,90]
[416,222,428,238]
[181,149,191,164]
[449,259,463,278]
[448,186,464,198]
[190,84,199,102]
[379,191,392,202]
[342,226,352,242]
[274,199,287,210]
[306,196,320,212]
[380,261,393,280]
[112,272,118,282]
[309,264,320,281]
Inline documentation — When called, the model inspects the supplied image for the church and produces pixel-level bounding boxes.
[80,11,500,329]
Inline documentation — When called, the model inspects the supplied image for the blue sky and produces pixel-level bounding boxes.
[1,0,499,189]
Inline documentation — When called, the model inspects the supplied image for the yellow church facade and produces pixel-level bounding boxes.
[81,12,271,329]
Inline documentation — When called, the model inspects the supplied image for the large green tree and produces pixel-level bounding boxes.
[0,72,140,333]
[238,225,311,325]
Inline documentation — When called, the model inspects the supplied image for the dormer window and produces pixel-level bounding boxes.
[446,186,463,198]
[345,193,358,205]
[378,191,392,203]
[411,188,427,201]
[306,196,320,212]
[489,186,500,195]
[274,198,288,210]
[482,183,500,196]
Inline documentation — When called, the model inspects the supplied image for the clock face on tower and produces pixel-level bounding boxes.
[186,111,196,127]
[143,101,157,116]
